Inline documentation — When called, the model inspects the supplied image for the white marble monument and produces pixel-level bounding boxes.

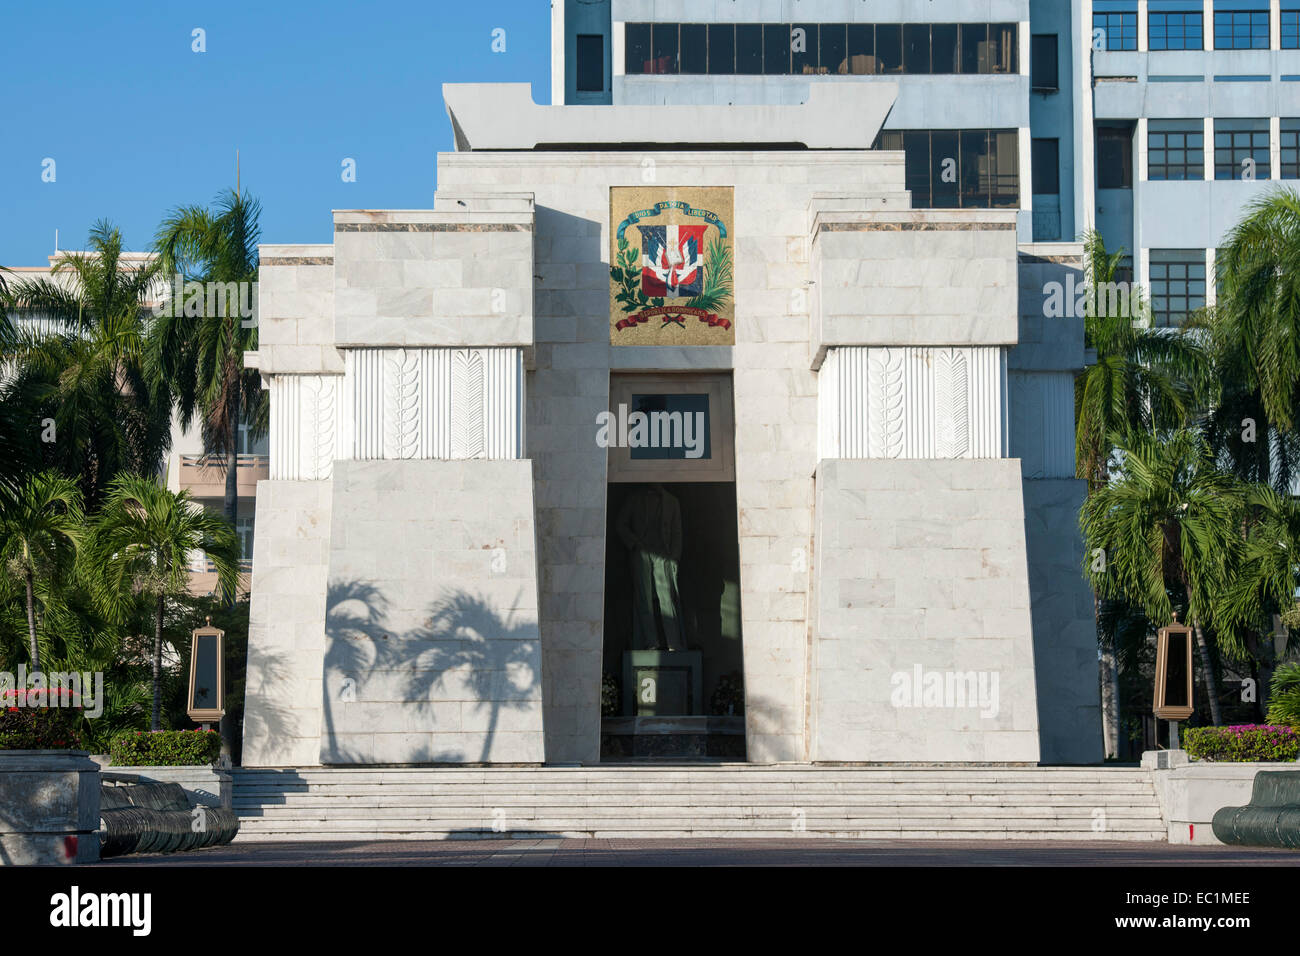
[240,83,1101,767]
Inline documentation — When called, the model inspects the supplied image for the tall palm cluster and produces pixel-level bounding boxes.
[0,192,263,739]
[1079,187,1300,754]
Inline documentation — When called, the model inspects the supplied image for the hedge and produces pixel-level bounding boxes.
[1184,724,1300,762]
[0,688,86,750]
[109,730,222,766]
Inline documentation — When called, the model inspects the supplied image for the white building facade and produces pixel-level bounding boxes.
[240,83,1101,768]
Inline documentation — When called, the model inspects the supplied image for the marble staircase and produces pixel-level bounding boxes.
[232,765,1167,841]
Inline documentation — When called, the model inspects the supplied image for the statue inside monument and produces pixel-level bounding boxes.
[615,482,686,650]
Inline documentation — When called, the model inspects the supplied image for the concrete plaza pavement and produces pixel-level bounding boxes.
[95,838,1300,867]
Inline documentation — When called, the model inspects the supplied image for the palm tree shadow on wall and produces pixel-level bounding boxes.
[321,580,395,763]
[322,580,539,764]
[239,645,296,760]
[406,591,540,764]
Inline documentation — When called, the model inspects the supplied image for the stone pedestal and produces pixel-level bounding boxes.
[622,650,703,717]
[601,715,745,760]
[1141,749,1190,770]
[0,751,100,864]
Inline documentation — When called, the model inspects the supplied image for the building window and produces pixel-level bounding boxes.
[707,24,735,73]
[818,23,846,75]
[736,24,762,74]
[625,23,651,74]
[1281,120,1300,178]
[903,23,930,73]
[576,34,604,92]
[678,24,706,75]
[1214,118,1271,179]
[235,516,254,567]
[1285,1,1300,47]
[623,22,1016,76]
[1097,126,1135,188]
[876,24,903,73]
[1031,34,1059,91]
[763,23,789,75]
[1149,1,1205,49]
[931,24,958,74]
[1213,3,1270,49]
[1148,120,1205,180]
[652,23,679,74]
[877,129,1019,209]
[1032,138,1061,194]
[1094,1,1139,51]
[1149,249,1207,327]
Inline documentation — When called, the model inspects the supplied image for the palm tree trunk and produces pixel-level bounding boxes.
[1191,617,1223,726]
[224,398,240,612]
[24,568,40,672]
[223,405,238,526]
[152,593,164,731]
[1096,592,1119,758]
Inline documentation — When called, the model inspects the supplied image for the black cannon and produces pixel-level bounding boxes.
[99,780,240,858]
[1211,771,1300,849]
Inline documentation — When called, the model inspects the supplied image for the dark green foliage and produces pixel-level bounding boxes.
[1267,663,1300,728]
[109,729,222,766]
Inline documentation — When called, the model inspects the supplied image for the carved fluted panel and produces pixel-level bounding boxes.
[819,346,1005,460]
[343,347,522,461]
[269,374,343,480]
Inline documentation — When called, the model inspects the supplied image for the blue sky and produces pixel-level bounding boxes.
[0,0,551,265]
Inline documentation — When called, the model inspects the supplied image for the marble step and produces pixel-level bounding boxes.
[234,793,1157,808]
[236,803,1163,818]
[234,823,1168,840]
[235,768,1152,780]
[234,830,1169,842]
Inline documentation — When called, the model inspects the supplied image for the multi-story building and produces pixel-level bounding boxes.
[555,0,1300,326]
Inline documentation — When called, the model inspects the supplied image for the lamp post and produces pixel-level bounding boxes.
[1154,612,1195,750]
[187,617,226,731]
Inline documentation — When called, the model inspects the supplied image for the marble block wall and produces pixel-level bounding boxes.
[435,149,916,763]
[242,481,334,767]
[810,208,1020,363]
[810,458,1042,763]
[1022,478,1104,765]
[1012,245,1103,764]
[319,458,544,764]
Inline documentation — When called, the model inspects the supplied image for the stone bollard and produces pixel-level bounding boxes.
[0,750,100,864]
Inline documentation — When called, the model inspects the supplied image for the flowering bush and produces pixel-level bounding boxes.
[1184,724,1300,762]
[109,729,222,766]
[0,689,85,750]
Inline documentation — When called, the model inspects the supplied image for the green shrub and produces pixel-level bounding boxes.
[1184,724,1300,762]
[1266,662,1300,728]
[109,729,222,766]
[0,688,86,750]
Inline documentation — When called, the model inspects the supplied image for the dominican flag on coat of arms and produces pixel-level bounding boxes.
[638,224,708,298]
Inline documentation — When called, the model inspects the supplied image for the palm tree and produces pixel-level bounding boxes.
[148,190,267,529]
[0,223,171,509]
[0,471,84,670]
[1074,230,1205,755]
[1213,484,1300,717]
[1188,189,1300,493]
[1210,187,1300,435]
[85,475,240,730]
[1081,430,1242,726]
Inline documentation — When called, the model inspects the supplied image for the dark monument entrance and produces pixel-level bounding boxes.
[600,373,745,761]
